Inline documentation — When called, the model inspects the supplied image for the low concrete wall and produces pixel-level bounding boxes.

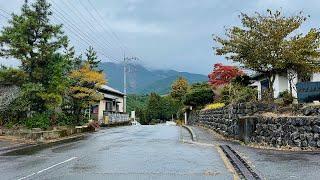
[0,126,91,141]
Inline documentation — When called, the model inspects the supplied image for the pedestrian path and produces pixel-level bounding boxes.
[0,136,27,151]
[189,125,320,179]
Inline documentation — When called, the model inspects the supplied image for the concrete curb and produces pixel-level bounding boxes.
[182,125,197,142]
[0,133,88,156]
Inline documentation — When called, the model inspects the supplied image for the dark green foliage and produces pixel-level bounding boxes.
[56,112,77,126]
[0,0,70,114]
[126,94,148,113]
[0,67,27,86]
[161,95,181,120]
[0,0,68,83]
[127,93,181,124]
[232,75,251,86]
[279,90,294,105]
[0,0,104,128]
[219,84,258,104]
[25,113,50,129]
[146,93,162,121]
[183,82,214,109]
[135,106,148,125]
[85,46,101,71]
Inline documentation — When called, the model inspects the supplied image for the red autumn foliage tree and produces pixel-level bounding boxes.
[208,63,244,87]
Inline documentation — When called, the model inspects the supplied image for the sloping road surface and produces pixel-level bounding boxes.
[0,125,233,180]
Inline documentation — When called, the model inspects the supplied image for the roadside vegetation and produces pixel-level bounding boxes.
[214,10,320,103]
[128,77,215,124]
[0,0,105,129]
[130,9,320,122]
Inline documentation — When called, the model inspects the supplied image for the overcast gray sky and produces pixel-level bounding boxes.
[0,0,319,75]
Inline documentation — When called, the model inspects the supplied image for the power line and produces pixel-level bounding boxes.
[85,0,125,52]
[48,0,120,61]
[0,2,122,64]
[0,8,10,16]
[61,0,123,58]
[0,12,9,20]
[48,2,120,62]
[76,0,118,50]
[86,0,138,58]
[50,11,119,62]
[84,0,144,77]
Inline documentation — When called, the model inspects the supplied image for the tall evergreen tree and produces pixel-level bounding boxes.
[0,0,69,113]
[85,46,101,71]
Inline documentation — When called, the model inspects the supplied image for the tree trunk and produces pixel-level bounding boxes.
[267,73,276,101]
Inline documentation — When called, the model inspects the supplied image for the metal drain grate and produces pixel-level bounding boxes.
[220,145,261,180]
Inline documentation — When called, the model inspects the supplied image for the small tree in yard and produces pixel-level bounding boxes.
[145,93,162,123]
[214,10,320,99]
[170,77,189,101]
[208,63,244,99]
[69,63,106,124]
[183,82,214,109]
[208,63,243,87]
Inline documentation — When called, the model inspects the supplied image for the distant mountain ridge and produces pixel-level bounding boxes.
[99,62,208,95]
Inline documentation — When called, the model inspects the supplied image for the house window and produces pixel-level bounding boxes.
[106,101,113,111]
[116,104,119,112]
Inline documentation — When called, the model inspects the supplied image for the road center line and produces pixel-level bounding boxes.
[18,157,77,180]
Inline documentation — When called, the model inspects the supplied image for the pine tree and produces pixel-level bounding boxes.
[85,46,101,71]
[0,0,69,113]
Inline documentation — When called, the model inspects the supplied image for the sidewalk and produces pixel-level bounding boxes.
[0,132,87,156]
[190,125,320,180]
[0,135,33,153]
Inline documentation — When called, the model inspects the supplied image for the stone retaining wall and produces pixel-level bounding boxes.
[190,103,320,149]
[191,103,276,138]
[249,116,320,148]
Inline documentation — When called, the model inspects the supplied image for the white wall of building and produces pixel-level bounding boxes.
[97,94,125,122]
[98,100,106,122]
[268,74,289,98]
[253,72,320,101]
[311,73,320,82]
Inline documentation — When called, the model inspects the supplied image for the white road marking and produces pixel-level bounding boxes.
[17,157,77,180]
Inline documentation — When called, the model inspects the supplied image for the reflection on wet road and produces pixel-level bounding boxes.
[0,125,233,180]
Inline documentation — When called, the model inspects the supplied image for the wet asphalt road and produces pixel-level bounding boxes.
[0,125,233,180]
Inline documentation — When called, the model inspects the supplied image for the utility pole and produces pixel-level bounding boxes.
[123,52,127,113]
[123,52,139,113]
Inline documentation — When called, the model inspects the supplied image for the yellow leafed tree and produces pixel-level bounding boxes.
[170,77,189,101]
[69,62,106,109]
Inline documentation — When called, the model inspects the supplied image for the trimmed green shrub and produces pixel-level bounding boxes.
[57,113,76,126]
[25,113,50,129]
[183,82,214,109]
[219,84,257,104]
